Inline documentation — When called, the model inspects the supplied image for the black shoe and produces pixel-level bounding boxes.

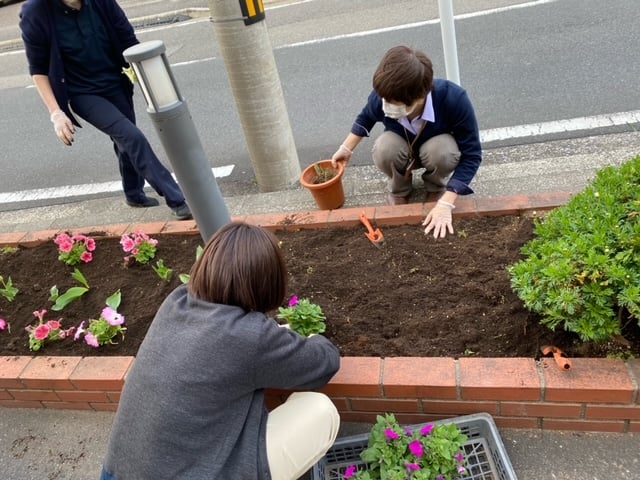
[172,203,193,220]
[126,197,160,208]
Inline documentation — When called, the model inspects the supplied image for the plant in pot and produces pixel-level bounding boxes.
[300,159,345,210]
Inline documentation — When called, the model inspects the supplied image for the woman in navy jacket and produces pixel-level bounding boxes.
[332,45,482,238]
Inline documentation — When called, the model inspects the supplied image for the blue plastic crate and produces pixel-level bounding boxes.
[312,412,517,480]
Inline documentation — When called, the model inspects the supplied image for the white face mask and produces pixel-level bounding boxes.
[382,99,409,119]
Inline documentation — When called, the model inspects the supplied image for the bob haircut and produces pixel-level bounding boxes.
[188,222,286,313]
[372,45,434,105]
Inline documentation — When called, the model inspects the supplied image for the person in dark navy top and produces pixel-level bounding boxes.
[19,0,192,220]
[331,45,482,238]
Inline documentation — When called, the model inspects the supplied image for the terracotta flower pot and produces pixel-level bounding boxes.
[300,160,345,210]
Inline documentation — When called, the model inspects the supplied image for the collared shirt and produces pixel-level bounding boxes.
[53,0,121,95]
[398,93,435,134]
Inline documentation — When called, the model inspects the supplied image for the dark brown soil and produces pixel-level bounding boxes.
[0,215,638,358]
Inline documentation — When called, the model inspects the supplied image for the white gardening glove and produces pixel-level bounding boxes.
[330,144,353,167]
[50,109,75,146]
[422,199,455,238]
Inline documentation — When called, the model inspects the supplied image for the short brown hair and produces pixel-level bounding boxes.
[372,45,434,105]
[188,222,286,313]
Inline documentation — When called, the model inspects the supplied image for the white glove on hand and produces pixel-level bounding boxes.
[50,109,75,146]
[331,144,353,167]
[422,199,455,238]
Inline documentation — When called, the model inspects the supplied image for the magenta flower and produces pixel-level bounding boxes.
[0,318,7,331]
[437,476,445,480]
[406,462,420,472]
[405,427,413,436]
[344,465,357,478]
[420,424,434,436]
[102,307,125,326]
[34,324,51,340]
[54,233,71,246]
[85,332,99,348]
[80,251,93,263]
[455,451,464,463]
[288,295,299,307]
[409,440,424,458]
[384,428,400,441]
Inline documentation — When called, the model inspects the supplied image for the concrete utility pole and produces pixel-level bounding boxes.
[437,0,461,85]
[208,0,301,192]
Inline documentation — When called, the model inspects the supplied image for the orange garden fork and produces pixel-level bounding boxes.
[359,212,384,248]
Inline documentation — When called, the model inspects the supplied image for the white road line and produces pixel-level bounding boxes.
[0,165,234,205]
[480,111,640,143]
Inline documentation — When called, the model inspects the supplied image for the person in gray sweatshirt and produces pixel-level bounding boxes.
[100,222,341,480]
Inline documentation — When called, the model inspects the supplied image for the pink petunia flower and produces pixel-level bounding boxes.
[85,332,99,348]
[58,239,74,253]
[409,440,424,458]
[46,320,61,330]
[71,234,86,243]
[455,452,464,463]
[120,235,136,252]
[344,465,357,479]
[437,476,445,480]
[0,318,7,330]
[54,233,71,246]
[102,307,125,326]
[85,237,96,252]
[288,295,299,307]
[74,321,86,341]
[405,463,421,472]
[384,428,400,441]
[80,251,93,263]
[458,465,467,474]
[34,324,51,340]
[420,424,434,436]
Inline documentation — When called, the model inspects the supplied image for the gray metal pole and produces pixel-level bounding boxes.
[149,103,231,241]
[437,0,461,85]
[124,42,231,242]
[208,0,301,192]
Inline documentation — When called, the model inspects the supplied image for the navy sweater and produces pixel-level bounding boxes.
[352,79,482,194]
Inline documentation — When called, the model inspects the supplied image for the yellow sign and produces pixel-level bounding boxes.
[240,0,265,25]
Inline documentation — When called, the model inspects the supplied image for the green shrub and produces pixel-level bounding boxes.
[508,155,640,342]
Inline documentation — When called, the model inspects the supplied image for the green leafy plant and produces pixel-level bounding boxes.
[312,162,337,184]
[0,275,19,302]
[179,245,204,284]
[120,231,158,265]
[53,232,96,266]
[25,309,74,352]
[74,290,126,348]
[508,156,640,342]
[49,268,90,311]
[152,259,173,282]
[276,295,326,336]
[344,413,468,480]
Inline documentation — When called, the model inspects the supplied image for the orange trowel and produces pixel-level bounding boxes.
[359,212,384,248]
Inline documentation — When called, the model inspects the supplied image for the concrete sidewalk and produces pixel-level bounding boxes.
[1,408,639,479]
[1,131,640,479]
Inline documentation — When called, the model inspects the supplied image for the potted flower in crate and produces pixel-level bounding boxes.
[343,414,468,480]
[300,159,345,210]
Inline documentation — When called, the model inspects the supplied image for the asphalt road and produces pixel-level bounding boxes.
[0,0,638,206]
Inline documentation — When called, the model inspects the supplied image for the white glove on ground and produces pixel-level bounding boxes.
[422,199,455,238]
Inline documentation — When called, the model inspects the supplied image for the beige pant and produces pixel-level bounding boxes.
[372,132,461,197]
[266,392,340,480]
